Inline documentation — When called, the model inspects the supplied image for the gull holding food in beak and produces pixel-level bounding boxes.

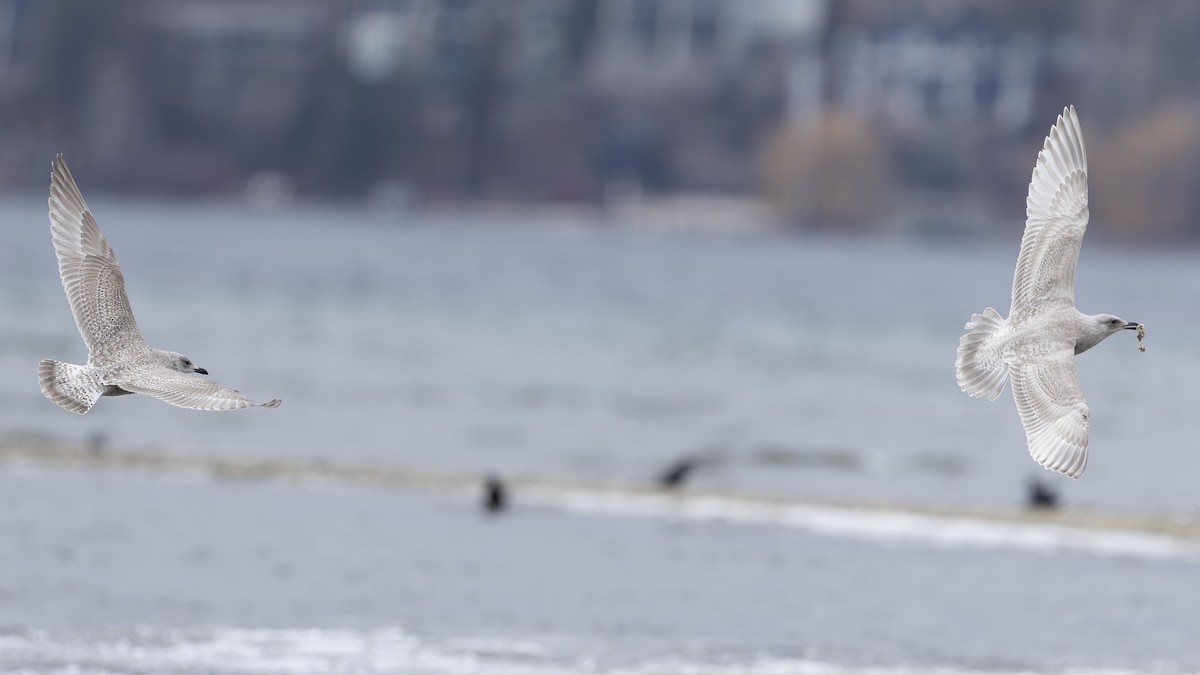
[956,107,1140,478]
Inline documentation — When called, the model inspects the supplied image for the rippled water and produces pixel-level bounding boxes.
[3,198,1197,510]
[1,196,1199,672]
[2,469,1198,674]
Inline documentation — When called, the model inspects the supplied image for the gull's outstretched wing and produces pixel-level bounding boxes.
[1011,106,1089,318]
[48,154,145,363]
[1010,344,1089,478]
[117,368,282,412]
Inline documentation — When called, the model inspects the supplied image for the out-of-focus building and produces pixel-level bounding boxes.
[340,0,569,83]
[341,0,477,83]
[0,0,39,181]
[145,0,334,128]
[1,0,1199,238]
[824,1,1085,133]
[832,16,1036,131]
[587,0,824,104]
[0,0,34,84]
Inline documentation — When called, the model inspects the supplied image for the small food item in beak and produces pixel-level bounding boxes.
[1136,323,1146,352]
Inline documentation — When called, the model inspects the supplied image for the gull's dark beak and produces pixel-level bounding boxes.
[194,367,209,375]
[1123,322,1139,330]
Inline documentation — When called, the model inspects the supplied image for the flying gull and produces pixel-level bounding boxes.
[956,106,1138,478]
[39,154,281,414]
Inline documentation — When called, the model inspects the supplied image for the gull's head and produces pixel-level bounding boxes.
[1117,316,1139,332]
[162,351,208,375]
[1077,314,1137,354]
[1098,314,1140,336]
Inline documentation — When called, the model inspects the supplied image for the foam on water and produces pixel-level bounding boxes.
[0,627,1172,675]
[1,466,1198,671]
[523,488,1200,561]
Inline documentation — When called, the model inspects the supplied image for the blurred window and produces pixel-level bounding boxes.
[692,0,718,53]
[633,0,657,53]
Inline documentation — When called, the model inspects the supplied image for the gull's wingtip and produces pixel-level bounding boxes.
[260,399,282,409]
[1032,440,1088,480]
[1058,461,1084,480]
[1051,105,1077,132]
[50,153,70,187]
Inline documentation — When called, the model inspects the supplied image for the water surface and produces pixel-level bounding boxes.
[1,197,1197,672]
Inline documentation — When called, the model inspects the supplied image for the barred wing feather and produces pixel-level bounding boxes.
[48,154,144,363]
[1011,106,1090,318]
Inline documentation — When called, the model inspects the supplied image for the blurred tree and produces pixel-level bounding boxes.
[1091,102,1200,241]
[759,109,894,228]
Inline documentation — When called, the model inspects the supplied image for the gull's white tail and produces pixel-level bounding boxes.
[38,359,104,414]
[956,307,1009,400]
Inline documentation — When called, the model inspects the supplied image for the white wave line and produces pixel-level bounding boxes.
[524,489,1200,561]
[0,627,1170,675]
[1,439,1196,561]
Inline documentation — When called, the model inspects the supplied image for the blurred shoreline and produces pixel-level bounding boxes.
[5,1,1200,241]
[4,435,1197,558]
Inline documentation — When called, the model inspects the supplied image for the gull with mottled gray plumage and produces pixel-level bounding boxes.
[956,106,1139,479]
[38,154,281,414]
